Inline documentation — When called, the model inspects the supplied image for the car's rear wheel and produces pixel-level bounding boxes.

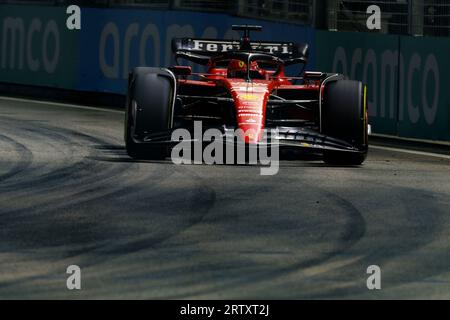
[321,80,368,165]
[125,67,176,160]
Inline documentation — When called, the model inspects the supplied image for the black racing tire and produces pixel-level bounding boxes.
[125,67,176,160]
[322,79,368,165]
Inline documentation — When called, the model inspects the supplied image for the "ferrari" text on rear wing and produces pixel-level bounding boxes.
[172,38,308,61]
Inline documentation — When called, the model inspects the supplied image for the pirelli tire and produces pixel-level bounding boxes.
[322,80,368,165]
[125,67,176,160]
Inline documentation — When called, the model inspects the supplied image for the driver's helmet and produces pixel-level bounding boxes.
[227,60,264,79]
[227,59,247,78]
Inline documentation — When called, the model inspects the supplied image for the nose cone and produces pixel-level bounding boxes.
[227,81,270,144]
[238,123,264,144]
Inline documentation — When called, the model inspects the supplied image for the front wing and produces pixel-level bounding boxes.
[132,126,366,154]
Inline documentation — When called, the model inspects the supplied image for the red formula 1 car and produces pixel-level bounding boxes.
[125,25,368,165]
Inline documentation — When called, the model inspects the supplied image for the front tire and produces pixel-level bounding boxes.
[125,67,176,160]
[322,80,368,165]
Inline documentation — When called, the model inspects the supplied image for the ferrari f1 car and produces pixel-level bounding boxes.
[125,25,369,165]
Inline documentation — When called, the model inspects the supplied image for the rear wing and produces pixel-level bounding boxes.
[172,38,309,64]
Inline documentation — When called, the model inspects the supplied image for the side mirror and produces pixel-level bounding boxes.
[304,71,325,79]
[169,66,192,76]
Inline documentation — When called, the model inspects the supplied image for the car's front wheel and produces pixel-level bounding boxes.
[125,67,176,160]
[321,79,368,165]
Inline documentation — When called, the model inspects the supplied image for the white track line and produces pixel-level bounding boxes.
[371,145,450,160]
[371,133,450,147]
[0,96,124,114]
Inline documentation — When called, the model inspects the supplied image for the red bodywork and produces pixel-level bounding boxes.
[178,64,320,144]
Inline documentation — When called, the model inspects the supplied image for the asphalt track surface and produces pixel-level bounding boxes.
[0,96,449,299]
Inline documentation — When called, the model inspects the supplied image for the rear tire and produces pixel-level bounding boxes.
[322,80,368,165]
[125,67,176,160]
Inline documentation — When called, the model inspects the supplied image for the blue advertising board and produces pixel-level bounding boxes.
[77,8,316,94]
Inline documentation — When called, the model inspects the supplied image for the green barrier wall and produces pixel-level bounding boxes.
[0,5,79,89]
[316,30,450,141]
[398,36,450,140]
